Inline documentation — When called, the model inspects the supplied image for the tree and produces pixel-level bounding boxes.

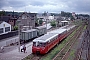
[50,21,56,27]
[35,18,39,26]
[61,11,72,17]
[71,16,75,20]
[61,11,65,17]
[39,19,43,25]
[0,10,6,16]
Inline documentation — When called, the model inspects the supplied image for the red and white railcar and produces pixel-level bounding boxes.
[32,29,67,54]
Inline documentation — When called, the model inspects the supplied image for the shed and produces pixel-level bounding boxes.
[61,20,69,26]
[0,21,11,35]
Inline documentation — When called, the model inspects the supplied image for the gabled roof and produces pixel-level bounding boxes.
[28,13,37,16]
[19,12,30,17]
[19,12,37,17]
[0,16,11,22]
[0,21,3,24]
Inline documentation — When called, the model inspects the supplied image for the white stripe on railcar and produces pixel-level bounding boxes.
[33,33,58,43]
[47,28,66,34]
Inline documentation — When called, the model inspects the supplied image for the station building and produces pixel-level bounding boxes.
[61,20,69,26]
[0,21,11,35]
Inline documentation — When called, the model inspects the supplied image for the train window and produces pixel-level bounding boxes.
[40,43,46,47]
[33,42,36,46]
[38,43,43,47]
[36,42,39,47]
[38,43,46,47]
[47,41,50,44]
[33,41,46,47]
[59,34,61,37]
[37,42,46,47]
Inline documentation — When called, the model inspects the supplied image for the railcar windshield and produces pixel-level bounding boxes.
[33,42,46,47]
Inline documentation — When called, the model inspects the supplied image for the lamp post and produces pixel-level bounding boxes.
[46,19,47,33]
[46,12,48,33]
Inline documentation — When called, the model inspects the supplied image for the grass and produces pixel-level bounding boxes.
[83,25,87,30]
[70,50,75,57]
[23,23,84,60]
[67,49,75,60]
[22,28,78,60]
[67,25,86,60]
[41,42,65,60]
[41,25,81,60]
[22,54,34,60]
[74,20,82,25]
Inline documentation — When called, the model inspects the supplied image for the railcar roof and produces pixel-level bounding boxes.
[64,25,75,31]
[60,25,69,29]
[48,28,66,34]
[33,33,58,43]
[22,29,37,32]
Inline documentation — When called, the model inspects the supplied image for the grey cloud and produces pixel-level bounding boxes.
[0,0,27,9]
[28,0,57,6]
[7,0,27,8]
[63,0,90,13]
[55,0,90,12]
[0,0,90,14]
[29,0,46,6]
[0,0,9,9]
[74,1,90,12]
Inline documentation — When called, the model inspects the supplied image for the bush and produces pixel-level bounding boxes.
[13,26,18,30]
[50,21,56,27]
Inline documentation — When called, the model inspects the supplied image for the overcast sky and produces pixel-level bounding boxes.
[0,0,90,14]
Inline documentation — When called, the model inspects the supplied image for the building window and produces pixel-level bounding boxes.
[0,28,3,34]
[5,27,10,32]
[22,15,27,19]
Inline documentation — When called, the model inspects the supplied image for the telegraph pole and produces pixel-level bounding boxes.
[17,20,21,52]
[46,12,48,33]
[18,23,21,52]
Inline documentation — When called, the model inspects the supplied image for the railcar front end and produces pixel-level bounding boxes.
[32,33,58,54]
[32,42,48,54]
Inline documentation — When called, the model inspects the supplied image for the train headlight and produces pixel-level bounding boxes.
[42,47,45,50]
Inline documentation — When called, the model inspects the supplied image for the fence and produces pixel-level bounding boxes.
[0,31,18,40]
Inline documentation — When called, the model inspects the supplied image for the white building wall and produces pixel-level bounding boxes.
[0,21,11,35]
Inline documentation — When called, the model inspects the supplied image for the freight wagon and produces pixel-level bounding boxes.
[20,29,38,41]
[35,26,46,36]
[20,26,46,42]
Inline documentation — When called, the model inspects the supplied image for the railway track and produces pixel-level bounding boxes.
[75,32,89,60]
[52,25,84,60]
[23,25,78,60]
[75,20,90,60]
[61,25,85,60]
[30,26,77,60]
[30,54,42,60]
[28,26,78,60]
[66,25,78,37]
